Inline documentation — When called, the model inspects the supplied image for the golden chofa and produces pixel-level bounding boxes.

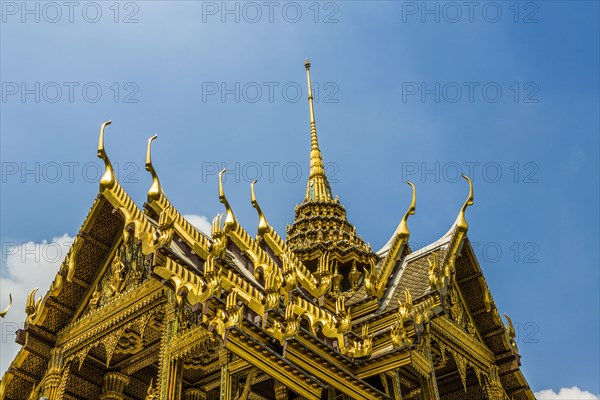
[0,61,533,400]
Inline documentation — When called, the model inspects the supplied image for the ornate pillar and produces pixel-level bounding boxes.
[274,381,289,400]
[219,349,232,400]
[391,371,403,400]
[423,336,440,400]
[158,294,184,400]
[422,376,441,400]
[327,386,336,400]
[183,388,207,400]
[100,371,130,400]
[486,366,509,400]
[35,348,65,400]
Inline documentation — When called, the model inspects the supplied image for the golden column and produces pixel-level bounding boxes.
[158,292,184,399]
[218,349,233,400]
[37,348,65,399]
[99,372,130,400]
[183,388,207,400]
[274,381,289,400]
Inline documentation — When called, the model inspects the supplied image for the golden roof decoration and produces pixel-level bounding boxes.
[0,60,533,400]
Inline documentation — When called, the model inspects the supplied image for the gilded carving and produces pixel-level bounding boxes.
[209,213,227,259]
[348,261,361,291]
[335,297,351,334]
[486,366,509,400]
[345,324,372,358]
[391,289,416,348]
[86,235,151,314]
[454,352,468,391]
[391,319,413,349]
[25,287,42,325]
[0,293,12,318]
[89,284,101,310]
[100,371,130,400]
[503,313,519,353]
[107,252,127,296]
[447,287,477,337]
[145,379,158,400]
[103,326,128,367]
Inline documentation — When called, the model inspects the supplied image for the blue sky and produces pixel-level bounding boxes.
[1,0,599,396]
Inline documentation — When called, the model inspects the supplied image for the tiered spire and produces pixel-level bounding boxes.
[287,60,377,277]
[304,59,332,201]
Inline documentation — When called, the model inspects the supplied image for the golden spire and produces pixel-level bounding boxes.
[146,134,163,201]
[304,59,332,201]
[97,120,114,190]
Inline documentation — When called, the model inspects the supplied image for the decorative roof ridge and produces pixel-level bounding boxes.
[251,181,320,294]
[2,147,166,392]
[373,175,474,314]
[96,121,157,253]
[217,170,284,296]
[144,135,211,258]
[437,175,474,284]
[368,181,416,299]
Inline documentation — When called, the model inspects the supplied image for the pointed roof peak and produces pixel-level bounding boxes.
[304,59,332,201]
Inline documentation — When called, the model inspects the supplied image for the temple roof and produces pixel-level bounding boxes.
[0,62,535,400]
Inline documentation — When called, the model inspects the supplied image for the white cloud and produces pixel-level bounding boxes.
[0,234,74,377]
[536,387,599,400]
[183,214,212,236]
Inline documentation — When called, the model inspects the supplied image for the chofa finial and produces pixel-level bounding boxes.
[97,120,114,190]
[456,175,474,232]
[219,169,237,229]
[251,180,269,236]
[0,293,12,318]
[397,180,416,238]
[146,134,163,201]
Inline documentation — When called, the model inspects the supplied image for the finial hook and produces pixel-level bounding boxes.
[251,180,269,235]
[146,134,162,201]
[97,120,114,190]
[0,293,12,318]
[406,180,416,215]
[456,174,474,232]
[219,169,236,229]
[397,180,416,238]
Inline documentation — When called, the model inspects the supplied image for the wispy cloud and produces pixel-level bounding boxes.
[1,234,74,376]
[536,387,599,400]
[183,214,212,236]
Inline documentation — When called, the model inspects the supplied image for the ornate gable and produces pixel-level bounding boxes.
[82,235,152,316]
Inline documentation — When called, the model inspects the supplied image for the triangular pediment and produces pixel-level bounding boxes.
[79,234,152,318]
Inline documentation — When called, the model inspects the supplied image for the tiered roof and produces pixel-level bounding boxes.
[0,61,534,400]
